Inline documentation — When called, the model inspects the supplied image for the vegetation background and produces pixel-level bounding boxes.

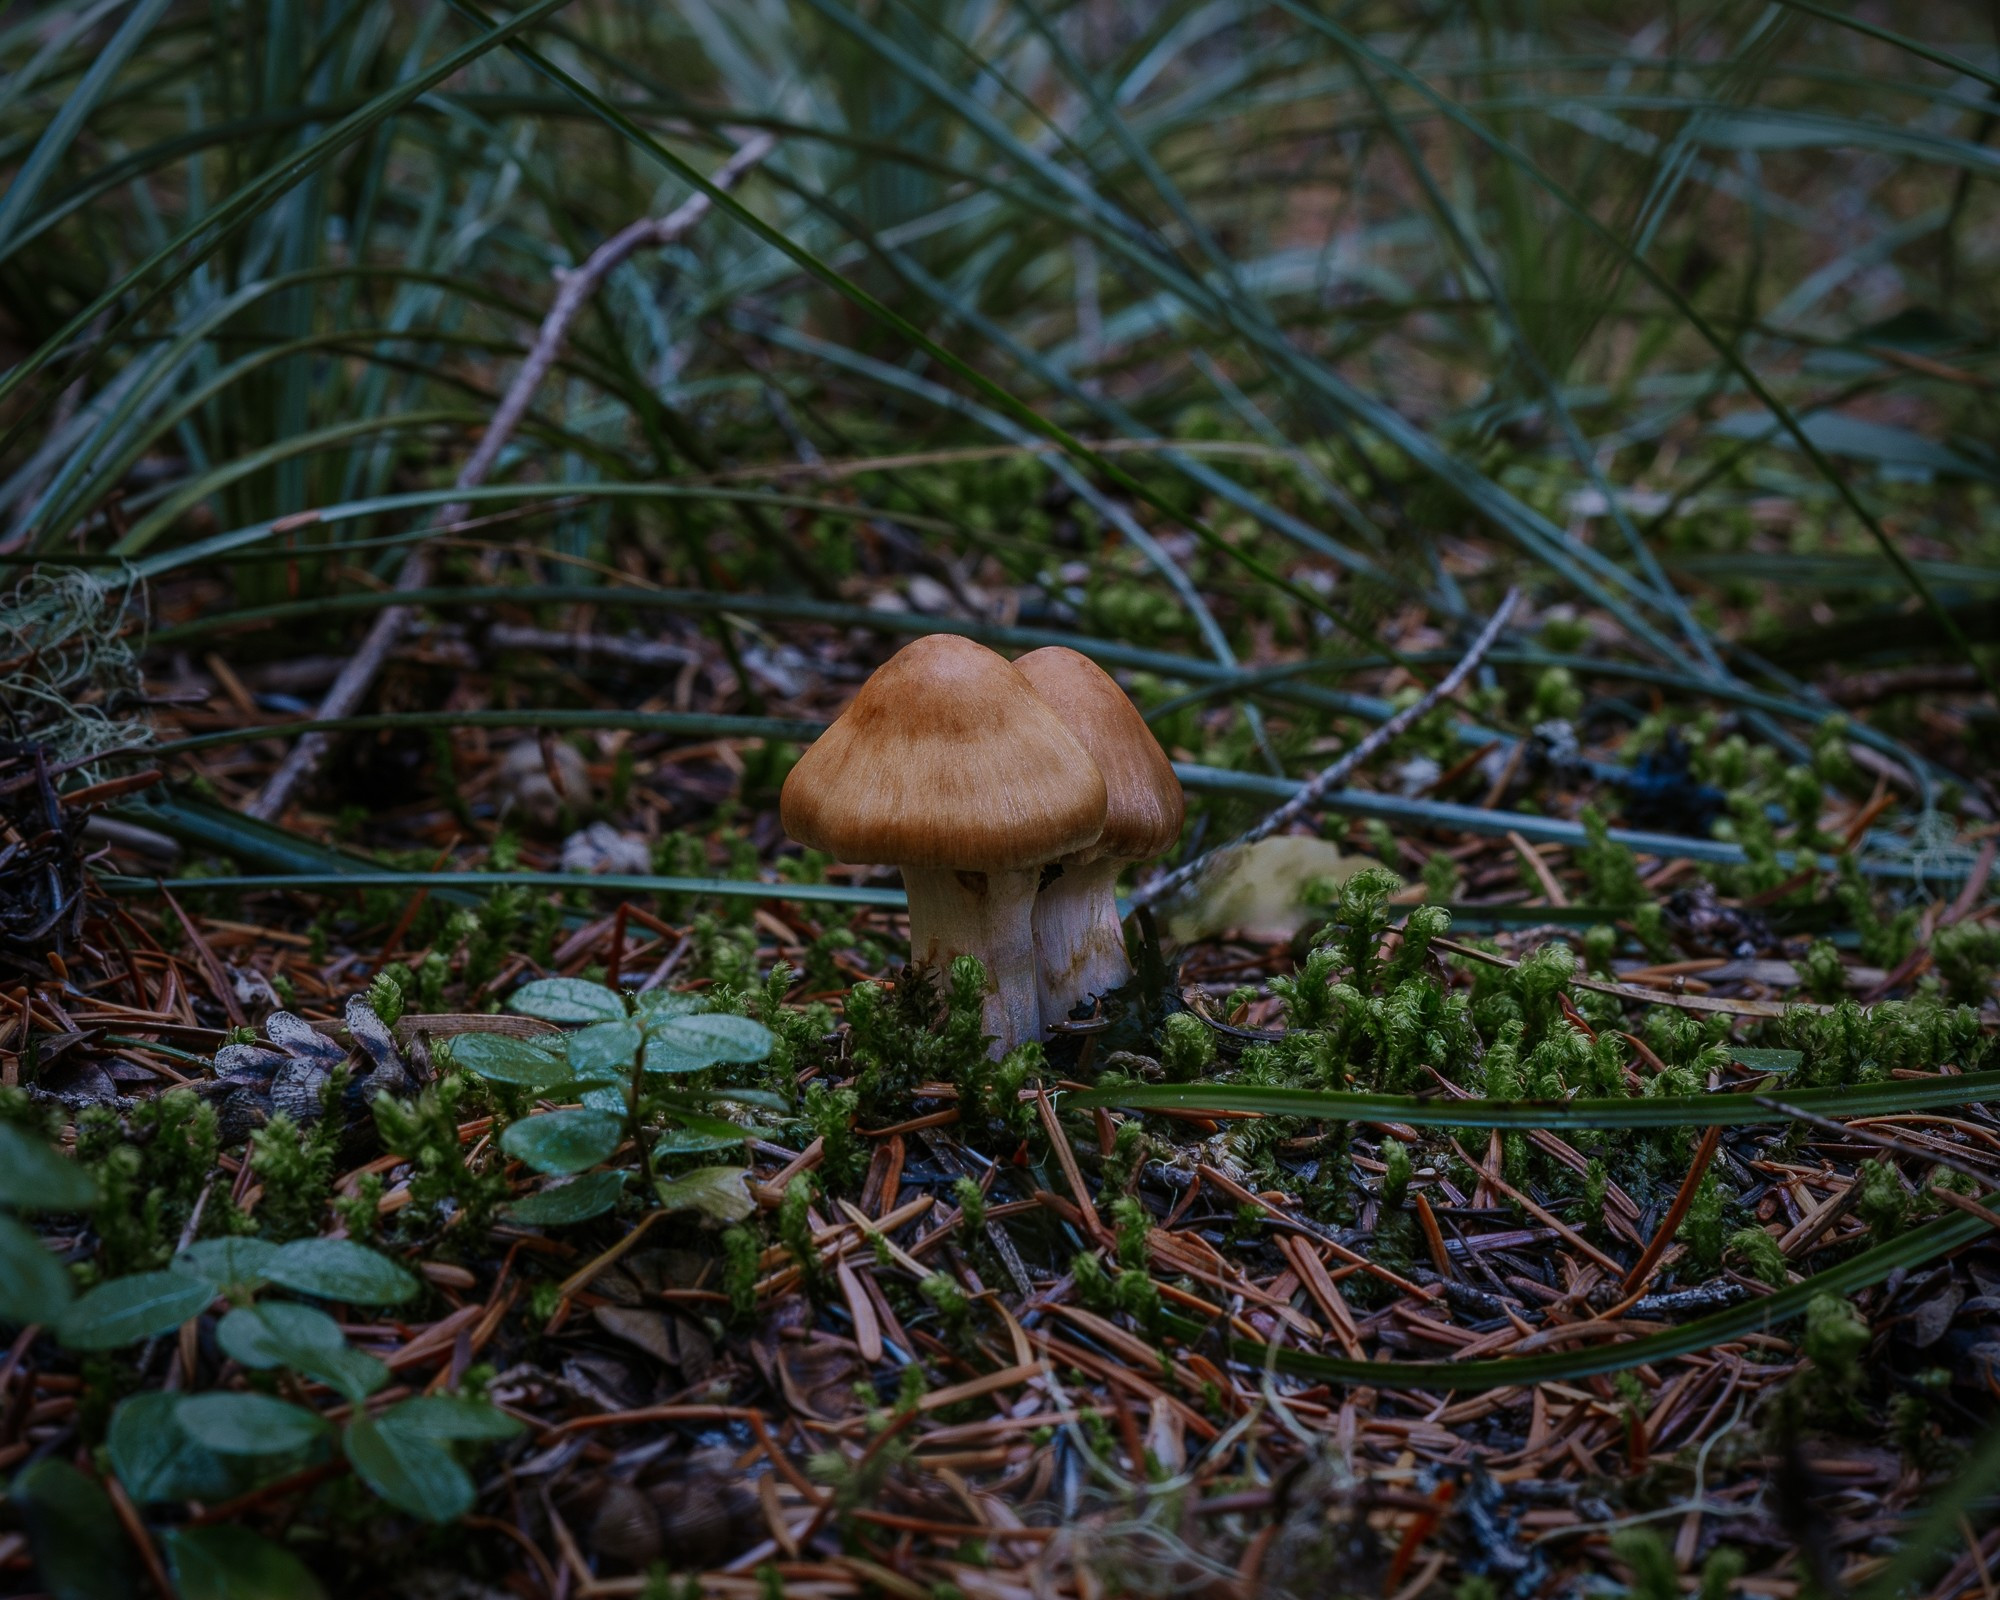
[0,0,1998,1595]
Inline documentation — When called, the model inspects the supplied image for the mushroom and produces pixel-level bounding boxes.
[780,635,1106,1053]
[1014,647,1185,1023]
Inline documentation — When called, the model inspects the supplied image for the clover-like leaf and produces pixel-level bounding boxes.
[176,1392,327,1457]
[378,1394,523,1442]
[55,1271,212,1349]
[500,1109,623,1175]
[109,1391,238,1504]
[652,1122,749,1156]
[218,1301,344,1368]
[644,1011,774,1072]
[567,1020,642,1082]
[264,1240,418,1306]
[504,1170,627,1226]
[506,977,625,1024]
[634,991,702,1021]
[172,1237,280,1297]
[448,1032,570,1090]
[343,1413,472,1523]
[164,1525,328,1600]
[11,1459,130,1600]
[217,1302,387,1403]
[655,1166,755,1224]
[0,1214,74,1327]
[0,1125,98,1212]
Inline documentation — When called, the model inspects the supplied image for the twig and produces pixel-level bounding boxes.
[1131,587,1519,910]
[1753,1096,2000,1193]
[484,622,700,669]
[246,132,778,821]
[1433,934,1817,1019]
[104,1474,174,1598]
[1620,1125,1721,1296]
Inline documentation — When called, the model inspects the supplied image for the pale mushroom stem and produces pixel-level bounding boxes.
[900,865,1042,1056]
[1033,857,1132,1024]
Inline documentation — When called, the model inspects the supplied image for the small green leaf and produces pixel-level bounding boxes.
[702,1087,792,1114]
[379,1394,524,1442]
[172,1237,280,1296]
[343,1413,473,1523]
[55,1270,212,1349]
[218,1302,344,1367]
[567,1020,642,1082]
[652,1124,749,1156]
[217,1303,387,1402]
[0,1125,97,1212]
[448,1032,570,1090]
[0,1213,74,1326]
[108,1391,236,1503]
[265,1240,419,1306]
[507,977,625,1024]
[11,1460,131,1600]
[300,1344,393,1404]
[660,1012,774,1060]
[634,991,701,1021]
[655,1166,755,1224]
[1732,1048,1804,1074]
[504,1170,627,1225]
[163,1526,328,1600]
[176,1392,328,1456]
[645,1011,774,1071]
[500,1109,624,1175]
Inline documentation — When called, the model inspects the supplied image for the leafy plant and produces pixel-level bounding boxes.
[457,977,776,1222]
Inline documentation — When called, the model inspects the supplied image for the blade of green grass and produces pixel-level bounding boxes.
[1069,1071,2000,1130]
[99,870,906,908]
[153,709,823,756]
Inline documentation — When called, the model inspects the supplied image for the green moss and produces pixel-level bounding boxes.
[720,1226,760,1324]
[780,1174,826,1301]
[1729,1227,1789,1288]
[1934,921,2000,1007]
[1379,1137,1411,1209]
[1855,1158,1911,1240]
[371,1072,509,1240]
[75,1088,225,1275]
[1798,940,1847,1003]
[1578,805,1646,911]
[249,1106,337,1245]
[1676,1171,1729,1273]
[1158,1011,1216,1081]
[802,1081,864,1191]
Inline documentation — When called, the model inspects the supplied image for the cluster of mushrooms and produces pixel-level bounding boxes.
[780,635,1185,1055]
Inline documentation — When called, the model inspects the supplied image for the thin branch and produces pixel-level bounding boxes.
[1131,587,1520,910]
[245,132,778,822]
[1754,1095,2000,1192]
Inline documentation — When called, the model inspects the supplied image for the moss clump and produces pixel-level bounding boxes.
[372,1072,510,1240]
[248,1108,337,1245]
[75,1088,226,1276]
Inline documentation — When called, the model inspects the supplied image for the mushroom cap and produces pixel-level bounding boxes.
[1014,646,1184,862]
[781,634,1106,872]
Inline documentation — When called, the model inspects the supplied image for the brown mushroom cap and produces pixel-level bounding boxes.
[1014,646,1184,861]
[781,634,1106,872]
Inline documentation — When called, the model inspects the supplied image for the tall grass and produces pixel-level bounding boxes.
[3,3,1997,1582]
[0,1,1991,709]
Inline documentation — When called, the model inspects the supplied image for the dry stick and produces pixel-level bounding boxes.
[1131,587,1520,911]
[1619,1125,1722,1297]
[1753,1095,2000,1194]
[246,132,779,822]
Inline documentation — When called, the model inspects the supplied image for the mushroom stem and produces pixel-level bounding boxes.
[900,865,1042,1055]
[1033,857,1132,1023]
